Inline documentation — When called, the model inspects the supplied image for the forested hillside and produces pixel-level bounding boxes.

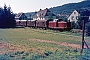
[49,0,90,15]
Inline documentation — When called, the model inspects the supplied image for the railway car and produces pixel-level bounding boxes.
[57,21,71,31]
[48,21,57,29]
[27,20,36,28]
[57,21,67,29]
[36,20,47,29]
[16,20,21,26]
[54,21,67,31]
[19,20,27,27]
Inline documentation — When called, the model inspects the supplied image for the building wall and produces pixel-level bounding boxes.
[68,10,80,23]
[33,16,56,20]
[33,17,45,20]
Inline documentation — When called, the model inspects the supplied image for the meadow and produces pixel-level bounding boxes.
[0,27,90,60]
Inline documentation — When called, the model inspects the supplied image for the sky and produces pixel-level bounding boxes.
[0,0,84,13]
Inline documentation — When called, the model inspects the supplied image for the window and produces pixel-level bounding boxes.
[37,14,39,17]
[71,16,74,20]
[74,12,76,14]
[76,16,78,20]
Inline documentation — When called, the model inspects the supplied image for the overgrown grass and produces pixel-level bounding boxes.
[0,27,90,60]
[0,28,82,44]
[0,48,90,60]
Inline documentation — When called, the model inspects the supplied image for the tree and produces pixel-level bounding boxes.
[79,9,90,37]
[0,8,4,27]
[85,22,90,36]
[76,17,82,29]
[0,4,15,28]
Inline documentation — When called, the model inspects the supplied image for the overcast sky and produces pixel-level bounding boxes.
[0,0,83,13]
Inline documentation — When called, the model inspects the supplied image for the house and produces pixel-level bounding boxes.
[33,8,56,20]
[15,12,27,20]
[68,9,90,23]
[25,12,36,20]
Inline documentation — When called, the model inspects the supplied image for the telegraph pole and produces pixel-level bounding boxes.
[79,8,90,54]
[80,16,90,54]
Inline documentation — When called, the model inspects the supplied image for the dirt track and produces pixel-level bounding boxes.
[0,42,27,54]
[0,38,89,54]
[29,39,89,49]
[0,42,17,54]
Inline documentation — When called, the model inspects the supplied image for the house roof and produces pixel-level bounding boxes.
[15,12,24,18]
[25,12,36,18]
[25,13,31,18]
[33,8,56,18]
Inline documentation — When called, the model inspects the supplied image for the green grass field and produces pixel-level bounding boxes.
[0,27,90,60]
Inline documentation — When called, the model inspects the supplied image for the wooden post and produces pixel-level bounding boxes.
[80,19,85,54]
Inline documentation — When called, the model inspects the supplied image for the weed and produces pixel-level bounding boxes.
[44,51,53,56]
[23,52,29,56]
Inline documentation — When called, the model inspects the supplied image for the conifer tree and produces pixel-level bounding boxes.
[0,4,15,28]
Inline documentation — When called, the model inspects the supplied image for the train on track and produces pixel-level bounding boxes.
[16,19,71,31]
